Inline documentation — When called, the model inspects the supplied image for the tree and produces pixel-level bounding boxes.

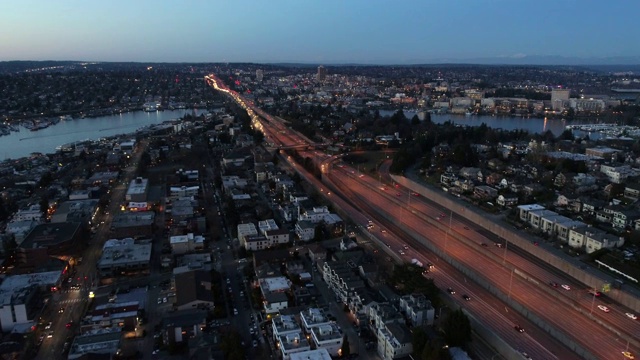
[412,327,429,356]
[38,171,54,188]
[2,236,18,254]
[340,335,350,357]
[441,309,471,347]
[39,195,49,219]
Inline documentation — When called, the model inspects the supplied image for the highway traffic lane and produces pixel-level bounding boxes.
[323,173,578,360]
[394,181,640,342]
[342,165,640,343]
[331,169,632,360]
[342,172,632,360]
[362,178,636,360]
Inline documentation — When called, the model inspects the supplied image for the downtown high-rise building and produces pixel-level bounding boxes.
[256,69,264,82]
[316,65,327,82]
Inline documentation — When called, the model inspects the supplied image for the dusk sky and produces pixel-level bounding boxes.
[2,0,639,64]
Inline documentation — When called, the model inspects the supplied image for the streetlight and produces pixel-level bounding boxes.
[508,268,514,298]
[502,237,509,265]
[444,210,453,252]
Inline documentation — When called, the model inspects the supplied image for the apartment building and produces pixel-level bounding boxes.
[309,323,343,356]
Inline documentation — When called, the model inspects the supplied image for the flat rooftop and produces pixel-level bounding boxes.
[0,271,62,305]
[289,348,332,360]
[111,211,155,228]
[260,276,290,292]
[20,222,81,249]
[311,323,342,342]
[127,178,148,195]
[98,241,152,268]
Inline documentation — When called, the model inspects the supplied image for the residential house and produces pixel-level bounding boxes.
[309,323,343,357]
[604,206,640,231]
[299,308,331,333]
[624,183,640,200]
[296,220,315,242]
[259,277,291,314]
[377,323,413,360]
[277,332,311,360]
[496,193,519,207]
[398,293,435,326]
[573,173,596,187]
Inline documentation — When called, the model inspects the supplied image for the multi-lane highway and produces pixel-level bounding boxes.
[325,160,639,360]
[205,73,639,360]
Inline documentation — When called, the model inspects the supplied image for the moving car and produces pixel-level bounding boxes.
[447,288,455,294]
[462,294,471,301]
[549,282,558,288]
[561,284,571,291]
[597,305,610,313]
[514,325,525,333]
[625,312,637,320]
[588,289,601,297]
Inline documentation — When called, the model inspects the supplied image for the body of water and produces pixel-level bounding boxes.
[378,109,607,138]
[0,109,207,160]
[0,108,610,160]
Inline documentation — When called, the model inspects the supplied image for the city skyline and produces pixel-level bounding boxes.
[2,0,640,65]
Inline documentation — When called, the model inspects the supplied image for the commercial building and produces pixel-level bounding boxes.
[51,199,99,223]
[0,271,61,332]
[168,185,200,200]
[18,222,82,268]
[11,204,42,222]
[110,211,155,238]
[170,233,205,255]
[125,177,149,202]
[67,329,122,359]
[5,219,39,245]
[317,66,327,82]
[90,301,140,330]
[97,238,152,277]
[174,270,214,311]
